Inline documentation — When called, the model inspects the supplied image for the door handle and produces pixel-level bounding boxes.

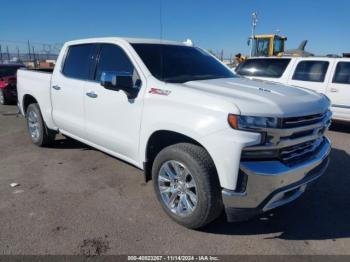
[330,87,339,93]
[86,91,98,98]
[52,85,61,90]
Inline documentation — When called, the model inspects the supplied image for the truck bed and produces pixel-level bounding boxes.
[17,69,54,128]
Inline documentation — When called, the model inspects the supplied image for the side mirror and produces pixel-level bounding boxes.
[100,71,139,99]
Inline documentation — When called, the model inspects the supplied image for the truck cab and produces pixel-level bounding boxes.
[249,34,287,57]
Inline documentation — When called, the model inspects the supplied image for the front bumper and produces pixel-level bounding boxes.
[222,137,331,222]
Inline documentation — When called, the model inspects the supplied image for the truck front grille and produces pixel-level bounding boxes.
[242,110,332,166]
[282,112,328,128]
[280,138,325,165]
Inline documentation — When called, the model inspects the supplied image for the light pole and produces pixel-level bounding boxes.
[250,12,258,57]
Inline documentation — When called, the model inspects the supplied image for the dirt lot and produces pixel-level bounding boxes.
[0,104,350,255]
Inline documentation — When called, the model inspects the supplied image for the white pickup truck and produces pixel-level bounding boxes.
[235,56,350,122]
[17,37,331,228]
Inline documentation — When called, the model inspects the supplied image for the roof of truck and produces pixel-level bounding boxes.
[65,37,187,46]
[248,56,350,62]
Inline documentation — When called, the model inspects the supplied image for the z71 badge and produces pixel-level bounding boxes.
[148,88,171,96]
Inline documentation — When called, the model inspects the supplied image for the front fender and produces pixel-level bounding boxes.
[199,128,261,190]
[140,124,260,190]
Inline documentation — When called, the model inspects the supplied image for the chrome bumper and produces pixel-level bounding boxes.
[222,137,331,221]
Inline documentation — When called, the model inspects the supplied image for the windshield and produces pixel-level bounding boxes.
[131,44,235,83]
[252,38,270,57]
[0,66,22,78]
[236,58,290,78]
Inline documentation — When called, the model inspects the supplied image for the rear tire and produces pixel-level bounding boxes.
[152,143,223,229]
[26,103,56,147]
[0,90,8,105]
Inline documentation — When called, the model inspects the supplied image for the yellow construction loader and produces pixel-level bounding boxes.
[249,34,286,56]
[248,34,312,57]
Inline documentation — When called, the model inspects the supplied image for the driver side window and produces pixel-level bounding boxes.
[94,44,140,86]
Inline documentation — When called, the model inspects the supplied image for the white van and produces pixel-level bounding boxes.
[235,57,350,122]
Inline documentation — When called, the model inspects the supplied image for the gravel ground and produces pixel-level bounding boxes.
[0,104,349,255]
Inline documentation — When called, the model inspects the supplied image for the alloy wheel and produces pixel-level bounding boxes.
[28,110,40,140]
[158,160,198,217]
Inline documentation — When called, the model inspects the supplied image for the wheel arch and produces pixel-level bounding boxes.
[143,130,217,182]
[22,94,38,114]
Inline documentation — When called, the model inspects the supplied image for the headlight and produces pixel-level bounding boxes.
[228,114,278,130]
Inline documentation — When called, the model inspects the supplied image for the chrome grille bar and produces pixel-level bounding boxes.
[280,138,324,163]
[242,110,332,165]
[282,112,327,128]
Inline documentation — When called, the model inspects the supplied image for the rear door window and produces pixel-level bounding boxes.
[332,62,350,84]
[235,58,290,78]
[292,60,329,82]
[62,44,98,80]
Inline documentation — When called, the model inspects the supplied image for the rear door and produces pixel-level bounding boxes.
[287,59,331,93]
[326,60,350,121]
[51,44,98,139]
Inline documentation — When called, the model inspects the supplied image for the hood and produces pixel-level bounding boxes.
[182,77,329,118]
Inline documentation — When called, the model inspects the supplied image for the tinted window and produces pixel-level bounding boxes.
[254,39,270,57]
[333,62,350,84]
[0,66,23,77]
[94,44,136,81]
[62,44,97,80]
[132,44,234,83]
[292,61,329,82]
[273,38,283,55]
[235,58,290,78]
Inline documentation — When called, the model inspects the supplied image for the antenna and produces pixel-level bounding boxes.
[159,0,163,42]
[159,0,164,80]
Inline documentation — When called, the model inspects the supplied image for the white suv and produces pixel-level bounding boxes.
[235,57,350,122]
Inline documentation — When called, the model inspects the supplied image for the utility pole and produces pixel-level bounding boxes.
[27,40,31,62]
[6,46,10,61]
[250,12,258,57]
[17,47,20,62]
[0,45,2,63]
[32,47,36,67]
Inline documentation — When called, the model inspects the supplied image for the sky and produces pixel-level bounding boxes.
[1,0,349,57]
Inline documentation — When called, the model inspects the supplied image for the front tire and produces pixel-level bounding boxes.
[26,103,56,147]
[152,143,223,229]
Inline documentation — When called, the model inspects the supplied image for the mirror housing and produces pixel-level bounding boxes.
[100,71,139,99]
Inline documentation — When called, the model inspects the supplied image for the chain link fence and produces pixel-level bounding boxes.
[0,40,62,68]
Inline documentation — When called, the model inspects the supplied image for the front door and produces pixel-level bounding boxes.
[84,43,144,163]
